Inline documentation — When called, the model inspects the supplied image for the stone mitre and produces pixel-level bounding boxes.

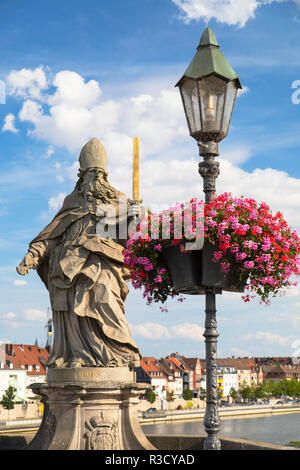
[79,137,108,170]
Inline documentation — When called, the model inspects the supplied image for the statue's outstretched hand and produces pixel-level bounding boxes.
[128,199,143,218]
[16,253,34,276]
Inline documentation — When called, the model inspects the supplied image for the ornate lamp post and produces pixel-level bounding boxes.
[176,27,242,450]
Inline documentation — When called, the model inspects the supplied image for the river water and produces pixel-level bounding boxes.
[142,412,300,446]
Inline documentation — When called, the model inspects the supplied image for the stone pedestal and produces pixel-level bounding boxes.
[27,367,156,450]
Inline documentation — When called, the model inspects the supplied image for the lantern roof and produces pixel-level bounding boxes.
[176,27,242,89]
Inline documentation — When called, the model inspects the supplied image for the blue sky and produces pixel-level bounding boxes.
[1,0,300,360]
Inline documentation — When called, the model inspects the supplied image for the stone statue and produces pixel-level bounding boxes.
[16,138,141,369]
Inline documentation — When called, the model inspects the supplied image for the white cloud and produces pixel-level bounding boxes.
[48,70,101,107]
[171,0,296,27]
[41,145,54,159]
[2,312,17,320]
[19,99,43,124]
[171,322,205,341]
[12,68,186,158]
[243,330,294,346]
[48,192,66,213]
[130,322,169,339]
[2,113,18,133]
[24,308,47,322]
[13,280,27,286]
[237,86,250,97]
[130,322,204,341]
[0,312,21,329]
[6,66,49,101]
[221,145,252,165]
[66,161,79,181]
[171,0,260,27]
[56,174,64,183]
[229,346,252,357]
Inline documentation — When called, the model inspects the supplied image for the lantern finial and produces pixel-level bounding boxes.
[198,27,219,48]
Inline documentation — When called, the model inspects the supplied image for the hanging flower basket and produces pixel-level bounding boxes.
[124,193,300,309]
[162,241,246,295]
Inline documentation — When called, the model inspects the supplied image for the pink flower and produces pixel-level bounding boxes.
[236,252,247,261]
[213,250,224,261]
[244,261,254,269]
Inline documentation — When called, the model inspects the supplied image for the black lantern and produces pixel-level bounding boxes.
[176,28,242,146]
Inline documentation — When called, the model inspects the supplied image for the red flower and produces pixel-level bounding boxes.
[235,228,247,236]
[219,242,230,251]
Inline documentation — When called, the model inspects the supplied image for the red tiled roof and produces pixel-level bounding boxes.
[167,356,185,371]
[215,358,256,370]
[140,358,165,378]
[4,343,49,375]
[181,357,199,369]
[168,353,198,370]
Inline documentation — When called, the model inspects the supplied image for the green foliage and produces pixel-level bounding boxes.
[254,385,266,399]
[166,390,175,402]
[239,383,254,400]
[229,387,238,401]
[238,378,300,401]
[145,388,156,404]
[199,387,206,401]
[287,441,300,448]
[182,387,193,401]
[0,386,16,410]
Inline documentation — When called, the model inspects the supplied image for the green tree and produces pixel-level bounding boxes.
[166,390,175,402]
[145,388,156,404]
[0,386,16,410]
[239,383,253,401]
[276,378,289,398]
[183,387,193,401]
[260,380,273,399]
[199,388,206,401]
[229,387,238,402]
[254,385,266,399]
[286,378,299,398]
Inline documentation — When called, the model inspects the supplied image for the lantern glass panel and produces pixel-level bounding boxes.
[198,75,227,134]
[180,78,201,135]
[220,80,238,139]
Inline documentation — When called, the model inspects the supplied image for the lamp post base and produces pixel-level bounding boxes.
[26,367,156,451]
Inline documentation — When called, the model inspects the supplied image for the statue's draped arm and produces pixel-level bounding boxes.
[16,239,58,276]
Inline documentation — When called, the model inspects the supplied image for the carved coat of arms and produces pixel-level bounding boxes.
[85,412,119,450]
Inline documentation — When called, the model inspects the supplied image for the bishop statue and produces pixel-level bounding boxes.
[17,138,142,369]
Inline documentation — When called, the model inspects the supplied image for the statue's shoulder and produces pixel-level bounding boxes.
[112,188,130,204]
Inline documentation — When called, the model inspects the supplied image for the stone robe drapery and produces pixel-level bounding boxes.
[27,186,141,368]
